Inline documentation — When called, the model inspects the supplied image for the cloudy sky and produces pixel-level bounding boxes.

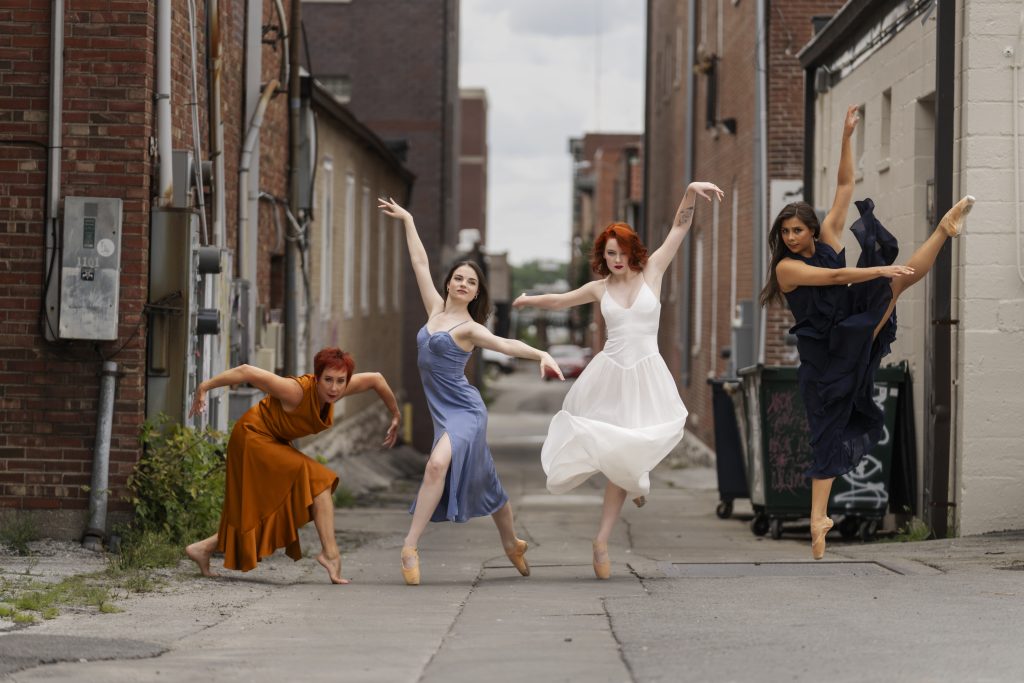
[460,1,647,266]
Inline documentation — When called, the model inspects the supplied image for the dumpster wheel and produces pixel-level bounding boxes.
[751,513,769,536]
[769,518,784,540]
[716,500,734,519]
[858,518,880,542]
[838,515,861,540]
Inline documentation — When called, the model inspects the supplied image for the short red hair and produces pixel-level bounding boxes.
[591,223,648,276]
[313,347,355,379]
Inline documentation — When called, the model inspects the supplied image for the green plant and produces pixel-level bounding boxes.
[126,414,227,546]
[332,486,357,509]
[887,516,931,543]
[12,612,34,624]
[0,511,39,556]
[108,528,182,573]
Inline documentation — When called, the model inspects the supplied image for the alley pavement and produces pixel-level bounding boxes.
[2,369,1024,682]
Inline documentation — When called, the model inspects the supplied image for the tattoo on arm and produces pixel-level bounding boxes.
[674,206,694,227]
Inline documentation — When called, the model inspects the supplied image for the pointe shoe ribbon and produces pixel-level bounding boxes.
[505,539,530,577]
[401,546,420,586]
[810,518,834,561]
[592,540,611,580]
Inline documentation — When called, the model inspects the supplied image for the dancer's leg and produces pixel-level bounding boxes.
[185,533,219,577]
[492,501,530,576]
[403,434,453,555]
[810,477,835,560]
[872,195,972,339]
[595,482,628,544]
[311,488,348,584]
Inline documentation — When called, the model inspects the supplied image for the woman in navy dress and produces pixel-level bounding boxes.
[379,197,564,585]
[760,106,973,559]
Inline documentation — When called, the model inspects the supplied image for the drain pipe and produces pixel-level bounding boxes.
[156,0,173,206]
[82,362,118,551]
[285,0,300,376]
[43,0,65,341]
[753,0,768,364]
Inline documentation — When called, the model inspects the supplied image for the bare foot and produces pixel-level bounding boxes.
[185,542,220,578]
[317,552,350,585]
[632,496,647,508]
[939,195,975,237]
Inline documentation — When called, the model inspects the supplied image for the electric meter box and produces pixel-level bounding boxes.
[60,197,124,340]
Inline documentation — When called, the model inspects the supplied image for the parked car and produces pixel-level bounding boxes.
[482,347,516,376]
[545,344,589,380]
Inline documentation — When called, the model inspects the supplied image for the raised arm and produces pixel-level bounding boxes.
[646,181,724,279]
[512,280,603,311]
[819,105,860,252]
[346,372,402,447]
[776,258,913,292]
[189,364,302,417]
[378,197,444,317]
[465,324,564,381]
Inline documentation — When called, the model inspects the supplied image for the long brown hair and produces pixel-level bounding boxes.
[759,202,820,307]
[443,260,492,324]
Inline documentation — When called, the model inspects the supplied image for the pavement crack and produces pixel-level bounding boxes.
[416,565,485,682]
[601,596,637,683]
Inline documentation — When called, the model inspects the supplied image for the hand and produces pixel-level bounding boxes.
[688,182,724,203]
[188,386,207,418]
[842,104,860,138]
[512,293,529,309]
[539,352,564,381]
[377,196,412,222]
[878,264,915,279]
[383,414,400,448]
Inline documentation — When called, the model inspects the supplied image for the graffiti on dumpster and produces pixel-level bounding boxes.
[833,383,894,509]
[765,389,813,494]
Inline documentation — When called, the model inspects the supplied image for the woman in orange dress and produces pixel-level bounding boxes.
[185,347,400,584]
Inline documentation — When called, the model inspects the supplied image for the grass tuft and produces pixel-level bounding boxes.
[0,512,39,556]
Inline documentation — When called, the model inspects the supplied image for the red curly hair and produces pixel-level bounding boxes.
[313,347,355,379]
[590,223,648,276]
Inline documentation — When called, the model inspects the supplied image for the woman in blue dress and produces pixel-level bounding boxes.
[379,197,564,585]
[760,105,973,560]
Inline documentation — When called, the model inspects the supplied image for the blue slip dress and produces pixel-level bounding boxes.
[411,320,508,522]
[783,198,899,479]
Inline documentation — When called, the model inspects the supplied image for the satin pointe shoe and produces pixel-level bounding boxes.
[810,518,834,561]
[592,540,611,580]
[939,195,974,237]
[401,546,420,585]
[505,539,530,577]
[632,496,647,508]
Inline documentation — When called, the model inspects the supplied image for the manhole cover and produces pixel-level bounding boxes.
[660,561,899,578]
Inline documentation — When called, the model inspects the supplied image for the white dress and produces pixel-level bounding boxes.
[542,280,689,497]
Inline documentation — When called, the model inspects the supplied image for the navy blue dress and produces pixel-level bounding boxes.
[411,322,508,522]
[784,199,899,479]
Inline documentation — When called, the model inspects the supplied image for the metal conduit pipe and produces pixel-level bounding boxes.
[186,0,209,244]
[43,0,65,341]
[285,0,300,376]
[82,362,118,551]
[273,0,290,92]
[156,0,173,206]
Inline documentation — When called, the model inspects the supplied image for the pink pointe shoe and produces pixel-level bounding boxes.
[810,518,834,561]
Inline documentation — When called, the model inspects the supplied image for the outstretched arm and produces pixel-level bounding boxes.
[646,181,724,279]
[465,324,565,381]
[776,258,914,291]
[346,372,401,447]
[820,105,860,252]
[189,364,302,417]
[512,280,603,311]
[379,197,444,317]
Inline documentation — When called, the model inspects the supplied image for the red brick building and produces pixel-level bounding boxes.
[644,1,842,447]
[459,88,487,245]
[303,0,460,453]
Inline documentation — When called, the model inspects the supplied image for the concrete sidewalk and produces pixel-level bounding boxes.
[3,370,1024,681]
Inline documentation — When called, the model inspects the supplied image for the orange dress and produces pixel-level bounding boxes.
[217,374,339,571]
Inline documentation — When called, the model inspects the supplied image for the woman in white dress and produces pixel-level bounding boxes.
[513,181,723,578]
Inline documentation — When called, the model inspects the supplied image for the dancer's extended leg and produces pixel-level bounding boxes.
[401,433,453,583]
[311,488,349,584]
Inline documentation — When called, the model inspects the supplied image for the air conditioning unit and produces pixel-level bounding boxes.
[253,346,276,373]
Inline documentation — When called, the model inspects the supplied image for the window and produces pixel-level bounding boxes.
[343,173,355,318]
[393,217,402,312]
[360,185,370,315]
[319,159,334,317]
[855,104,866,174]
[880,89,892,165]
[692,234,704,356]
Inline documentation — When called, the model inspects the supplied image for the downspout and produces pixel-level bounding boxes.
[641,0,652,247]
[238,79,281,359]
[680,0,697,385]
[186,0,208,245]
[927,0,955,539]
[43,0,65,342]
[802,68,816,208]
[206,0,228,432]
[82,362,118,551]
[156,0,173,206]
[285,0,300,376]
[753,0,768,364]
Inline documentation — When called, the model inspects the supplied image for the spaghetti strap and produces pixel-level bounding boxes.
[446,320,471,333]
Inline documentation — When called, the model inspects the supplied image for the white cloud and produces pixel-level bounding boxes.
[460,0,645,265]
